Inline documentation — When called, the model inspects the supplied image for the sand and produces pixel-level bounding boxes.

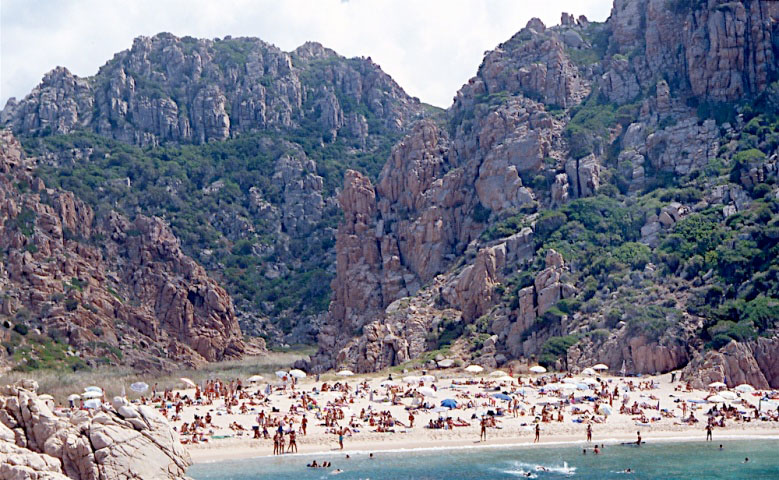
[155,370,779,464]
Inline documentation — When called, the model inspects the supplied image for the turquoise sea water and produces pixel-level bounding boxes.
[189,438,779,479]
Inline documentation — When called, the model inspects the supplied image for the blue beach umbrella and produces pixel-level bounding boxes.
[493,393,511,401]
[441,398,458,409]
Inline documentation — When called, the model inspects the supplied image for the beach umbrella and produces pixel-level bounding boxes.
[592,364,609,371]
[83,399,101,409]
[465,365,484,374]
[562,377,578,384]
[582,378,599,385]
[581,368,596,376]
[493,393,511,401]
[81,390,102,399]
[180,378,196,387]
[130,382,149,393]
[289,369,307,379]
[529,366,547,374]
[576,383,590,390]
[433,406,450,414]
[441,398,458,408]
[418,387,436,397]
[719,391,737,401]
[735,384,755,393]
[598,404,613,415]
[561,383,578,391]
[38,394,54,400]
[336,370,354,377]
[380,380,397,387]
[67,394,81,401]
[437,359,455,368]
[403,375,421,384]
[247,375,264,383]
[84,386,102,393]
[708,395,726,403]
[420,375,437,383]
[544,383,563,391]
[489,370,507,377]
[708,381,727,389]
[275,371,288,379]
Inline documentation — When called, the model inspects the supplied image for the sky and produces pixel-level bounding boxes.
[1,0,613,109]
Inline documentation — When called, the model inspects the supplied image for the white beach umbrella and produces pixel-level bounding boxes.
[735,384,755,393]
[581,368,596,376]
[247,375,264,383]
[708,395,726,403]
[83,399,101,409]
[289,369,307,379]
[403,375,421,384]
[561,383,578,391]
[180,377,196,387]
[544,383,563,391]
[130,382,149,393]
[592,364,609,371]
[719,391,737,401]
[336,370,354,377]
[380,380,397,388]
[420,375,437,383]
[708,381,727,389]
[275,371,288,378]
[489,370,507,378]
[598,404,613,415]
[418,387,437,397]
[84,386,102,393]
[562,377,579,384]
[529,366,547,374]
[582,377,599,385]
[67,394,81,401]
[465,365,484,374]
[82,391,102,399]
[437,359,455,368]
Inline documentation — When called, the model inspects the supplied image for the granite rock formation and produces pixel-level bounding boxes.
[0,379,190,480]
[0,130,247,370]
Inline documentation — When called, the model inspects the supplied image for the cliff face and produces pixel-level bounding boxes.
[2,33,428,347]
[0,380,190,480]
[1,34,422,147]
[0,131,247,371]
[312,0,779,380]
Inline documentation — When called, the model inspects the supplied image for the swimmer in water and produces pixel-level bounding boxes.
[624,468,633,474]
[744,457,749,463]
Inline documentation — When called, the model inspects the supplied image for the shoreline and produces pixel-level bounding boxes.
[187,429,779,463]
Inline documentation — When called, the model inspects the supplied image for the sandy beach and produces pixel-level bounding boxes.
[144,369,779,464]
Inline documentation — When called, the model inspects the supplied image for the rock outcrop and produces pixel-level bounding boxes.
[0,380,190,480]
[0,130,247,370]
[1,34,423,147]
[682,337,779,389]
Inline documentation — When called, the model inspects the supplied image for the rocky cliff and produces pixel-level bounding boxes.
[1,34,422,147]
[3,33,429,347]
[310,0,779,382]
[0,130,248,371]
[0,379,190,480]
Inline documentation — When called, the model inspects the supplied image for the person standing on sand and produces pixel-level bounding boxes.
[273,432,279,455]
[534,424,540,443]
[480,417,487,441]
[279,433,286,454]
[636,431,642,446]
[706,424,713,441]
[288,430,297,453]
[409,413,415,428]
[302,416,308,436]
[586,423,592,442]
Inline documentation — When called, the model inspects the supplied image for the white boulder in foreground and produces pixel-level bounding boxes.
[0,380,191,480]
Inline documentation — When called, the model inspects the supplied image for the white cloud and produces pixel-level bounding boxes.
[1,0,612,109]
